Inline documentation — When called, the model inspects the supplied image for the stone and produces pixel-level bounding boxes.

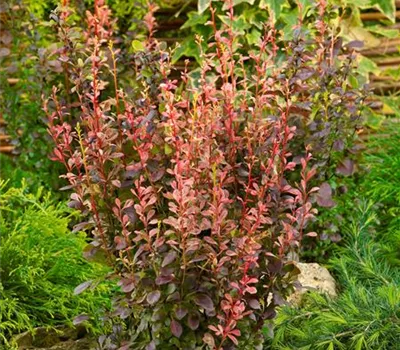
[288,262,337,305]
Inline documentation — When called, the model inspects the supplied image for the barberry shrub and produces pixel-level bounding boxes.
[46,0,364,348]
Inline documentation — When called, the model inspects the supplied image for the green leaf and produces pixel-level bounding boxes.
[222,0,255,10]
[259,0,283,23]
[246,28,261,45]
[297,0,314,18]
[181,11,208,29]
[367,25,399,39]
[171,38,205,64]
[198,0,211,14]
[370,0,396,23]
[382,96,400,117]
[164,144,173,155]
[348,75,359,89]
[131,40,145,52]
[354,335,365,350]
[364,107,385,130]
[357,56,380,77]
[381,66,400,81]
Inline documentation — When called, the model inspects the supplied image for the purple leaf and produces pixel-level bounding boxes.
[147,290,161,305]
[73,314,90,325]
[175,306,188,320]
[333,139,344,151]
[346,40,364,49]
[194,294,214,311]
[74,280,92,295]
[72,221,90,233]
[0,47,11,57]
[336,158,355,176]
[162,251,177,267]
[248,299,261,310]
[316,182,336,208]
[187,313,200,330]
[146,341,156,350]
[170,319,183,338]
[155,275,174,285]
[122,206,137,224]
[119,278,135,293]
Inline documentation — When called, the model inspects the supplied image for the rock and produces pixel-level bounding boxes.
[288,262,337,305]
[13,326,97,350]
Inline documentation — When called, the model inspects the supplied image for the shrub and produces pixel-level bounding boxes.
[46,0,364,348]
[0,180,112,346]
[268,202,400,350]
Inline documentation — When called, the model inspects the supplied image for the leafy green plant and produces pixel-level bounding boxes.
[0,179,112,346]
[176,0,399,62]
[0,0,67,189]
[268,202,400,350]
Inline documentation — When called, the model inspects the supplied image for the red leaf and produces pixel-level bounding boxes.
[306,231,317,237]
[114,236,127,250]
[227,333,239,345]
[246,286,257,294]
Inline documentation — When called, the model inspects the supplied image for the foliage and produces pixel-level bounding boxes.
[267,202,400,350]
[363,124,400,217]
[0,0,67,189]
[357,123,400,265]
[303,120,400,262]
[0,0,153,189]
[45,0,366,348]
[176,0,399,62]
[0,179,112,345]
[178,0,399,132]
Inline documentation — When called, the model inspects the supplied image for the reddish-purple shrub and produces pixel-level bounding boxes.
[45,0,364,348]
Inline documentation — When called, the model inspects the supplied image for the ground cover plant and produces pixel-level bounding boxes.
[265,121,400,349]
[0,179,113,347]
[43,0,367,348]
[267,203,400,350]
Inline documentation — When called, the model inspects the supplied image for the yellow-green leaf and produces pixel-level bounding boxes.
[131,40,145,52]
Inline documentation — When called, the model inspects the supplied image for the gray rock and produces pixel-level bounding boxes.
[288,262,337,305]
